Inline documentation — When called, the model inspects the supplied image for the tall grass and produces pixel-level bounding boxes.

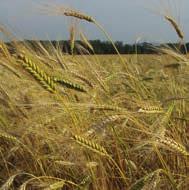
[0,2,188,190]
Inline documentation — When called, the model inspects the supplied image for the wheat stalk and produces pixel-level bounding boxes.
[17,53,56,93]
[164,15,184,39]
[69,25,75,55]
[79,31,94,52]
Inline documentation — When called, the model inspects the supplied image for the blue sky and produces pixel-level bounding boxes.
[0,0,189,43]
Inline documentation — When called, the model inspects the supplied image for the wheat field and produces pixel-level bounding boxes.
[0,4,189,190]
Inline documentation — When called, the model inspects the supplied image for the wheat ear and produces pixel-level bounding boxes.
[70,71,94,88]
[73,135,128,183]
[0,132,19,143]
[138,105,164,114]
[142,171,160,190]
[73,135,108,156]
[86,115,126,136]
[164,16,184,39]
[90,104,124,112]
[64,9,95,23]
[156,137,189,156]
[40,4,95,23]
[53,76,87,93]
[17,53,56,93]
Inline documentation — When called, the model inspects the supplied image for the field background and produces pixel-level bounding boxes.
[0,45,189,189]
[0,3,189,189]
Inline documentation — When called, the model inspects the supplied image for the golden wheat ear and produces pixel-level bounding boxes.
[89,104,124,112]
[41,4,95,23]
[0,132,19,143]
[155,137,189,156]
[86,115,126,136]
[73,135,108,156]
[138,105,164,114]
[64,10,95,22]
[164,15,184,39]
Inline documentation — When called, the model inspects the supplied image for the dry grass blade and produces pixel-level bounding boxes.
[164,62,181,69]
[80,31,94,52]
[164,15,184,39]
[17,53,56,93]
[0,174,19,190]
[73,135,108,156]
[44,180,65,190]
[0,60,21,78]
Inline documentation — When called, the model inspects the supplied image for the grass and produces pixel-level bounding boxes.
[0,4,189,190]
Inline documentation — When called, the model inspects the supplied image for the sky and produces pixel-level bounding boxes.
[0,0,189,43]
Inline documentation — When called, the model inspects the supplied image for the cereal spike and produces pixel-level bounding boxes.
[64,10,95,23]
[165,15,184,39]
[138,105,164,114]
[73,135,108,156]
[70,71,94,88]
[53,77,87,93]
[17,53,56,93]
[156,137,189,156]
[90,104,124,112]
[87,115,126,136]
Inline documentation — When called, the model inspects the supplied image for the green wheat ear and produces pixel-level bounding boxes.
[53,76,87,93]
[17,53,56,93]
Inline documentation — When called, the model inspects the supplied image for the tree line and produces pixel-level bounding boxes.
[6,40,189,54]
